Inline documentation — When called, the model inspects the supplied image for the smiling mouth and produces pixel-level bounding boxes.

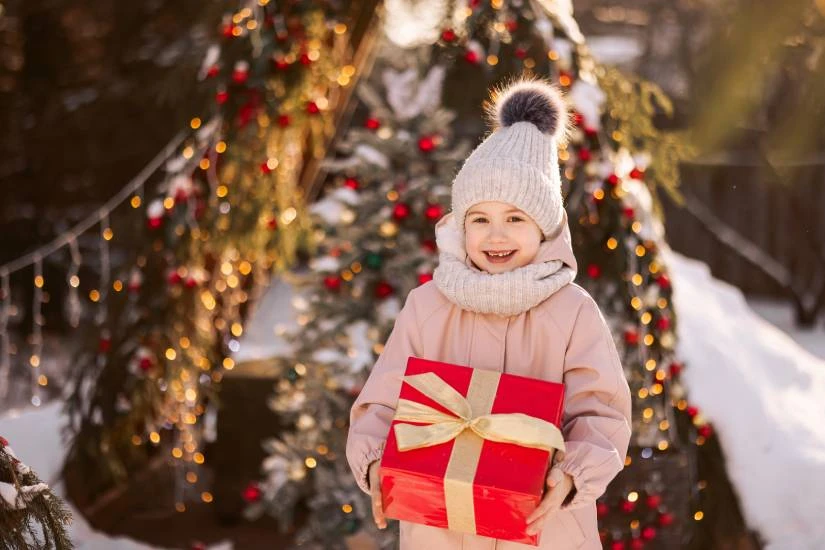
[484,250,516,262]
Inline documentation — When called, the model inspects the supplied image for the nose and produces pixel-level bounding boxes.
[487,222,507,242]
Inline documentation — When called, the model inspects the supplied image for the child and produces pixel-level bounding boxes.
[346,78,632,549]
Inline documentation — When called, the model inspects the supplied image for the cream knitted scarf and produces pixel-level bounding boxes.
[432,214,576,317]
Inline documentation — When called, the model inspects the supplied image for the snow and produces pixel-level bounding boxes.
[666,249,825,550]
[0,403,232,550]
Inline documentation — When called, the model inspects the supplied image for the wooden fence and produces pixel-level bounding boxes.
[661,158,825,322]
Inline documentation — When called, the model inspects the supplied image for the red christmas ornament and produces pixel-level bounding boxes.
[641,527,657,540]
[324,276,341,292]
[392,203,411,220]
[278,114,291,127]
[505,19,518,32]
[237,102,255,127]
[606,174,621,187]
[623,207,635,219]
[584,126,598,138]
[646,494,662,508]
[185,277,197,289]
[657,316,671,331]
[573,112,585,127]
[587,264,602,279]
[0,436,7,447]
[147,217,163,230]
[418,273,433,285]
[669,361,683,377]
[273,58,290,71]
[621,499,636,513]
[267,218,278,231]
[168,272,182,286]
[206,65,220,78]
[596,501,610,517]
[578,148,592,162]
[221,24,235,38]
[306,101,320,115]
[344,177,359,190]
[231,67,248,85]
[612,542,626,550]
[375,281,394,299]
[624,329,639,345]
[98,338,111,354]
[365,117,381,130]
[139,357,153,372]
[514,47,528,59]
[421,239,437,253]
[300,52,312,65]
[174,188,189,204]
[464,50,480,64]
[418,136,436,152]
[424,204,443,221]
[698,424,713,438]
[630,539,645,550]
[686,405,699,419]
[441,28,456,42]
[658,512,675,527]
[215,90,229,105]
[630,167,645,180]
[261,162,272,174]
[242,482,262,503]
[656,274,671,290]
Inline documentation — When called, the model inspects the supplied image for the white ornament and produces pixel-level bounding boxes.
[146,199,165,220]
[569,79,606,130]
[382,65,447,121]
[354,144,390,169]
[199,45,221,80]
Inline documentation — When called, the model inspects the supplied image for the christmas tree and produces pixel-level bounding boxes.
[47,0,361,513]
[243,37,468,547]
[250,2,716,549]
[0,436,73,550]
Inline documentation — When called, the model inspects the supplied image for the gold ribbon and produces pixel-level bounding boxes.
[392,370,565,534]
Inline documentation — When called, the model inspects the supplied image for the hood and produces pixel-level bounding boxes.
[434,211,578,276]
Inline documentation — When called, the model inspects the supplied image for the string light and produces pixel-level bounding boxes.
[66,239,82,327]
[31,257,44,406]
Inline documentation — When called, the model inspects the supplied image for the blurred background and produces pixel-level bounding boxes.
[0,1,823,549]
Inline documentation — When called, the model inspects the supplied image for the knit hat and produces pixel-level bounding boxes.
[451,78,568,237]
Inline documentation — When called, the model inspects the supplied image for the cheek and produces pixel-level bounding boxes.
[464,227,483,253]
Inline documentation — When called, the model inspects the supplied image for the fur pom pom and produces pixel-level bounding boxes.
[487,78,568,142]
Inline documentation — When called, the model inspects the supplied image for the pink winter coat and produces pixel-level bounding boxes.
[346,217,632,550]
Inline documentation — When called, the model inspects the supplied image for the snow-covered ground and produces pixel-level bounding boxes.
[745,298,825,360]
[667,250,825,550]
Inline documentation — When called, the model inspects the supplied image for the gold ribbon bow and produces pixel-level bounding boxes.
[392,370,565,534]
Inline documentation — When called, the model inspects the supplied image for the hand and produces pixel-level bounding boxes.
[368,460,387,529]
[525,452,574,536]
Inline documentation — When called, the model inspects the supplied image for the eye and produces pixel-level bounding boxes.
[471,217,489,224]
[507,216,525,223]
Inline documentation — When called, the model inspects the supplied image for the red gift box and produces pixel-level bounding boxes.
[380,357,565,545]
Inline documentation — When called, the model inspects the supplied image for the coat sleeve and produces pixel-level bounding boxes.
[346,290,423,495]
[556,294,632,510]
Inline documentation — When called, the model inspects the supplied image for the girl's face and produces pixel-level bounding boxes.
[465,201,543,274]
